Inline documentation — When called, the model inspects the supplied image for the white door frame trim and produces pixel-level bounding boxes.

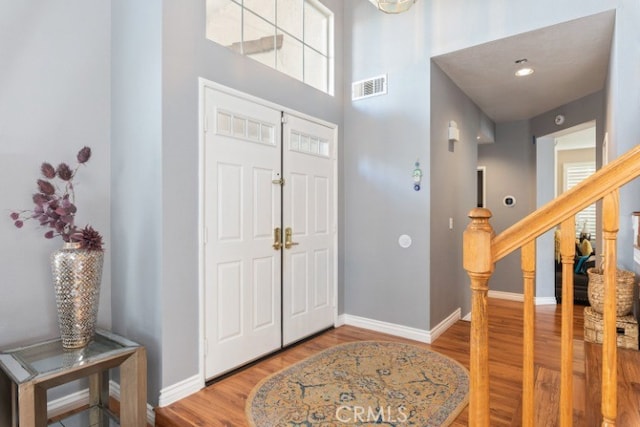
[197,77,339,387]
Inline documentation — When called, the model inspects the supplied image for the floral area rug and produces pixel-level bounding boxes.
[246,341,469,426]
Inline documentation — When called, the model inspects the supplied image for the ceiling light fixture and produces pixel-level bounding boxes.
[369,0,416,14]
[514,58,534,77]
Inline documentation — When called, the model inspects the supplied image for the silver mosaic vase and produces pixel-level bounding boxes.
[51,242,104,349]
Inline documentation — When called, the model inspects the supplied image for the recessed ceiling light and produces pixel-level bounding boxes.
[514,58,534,77]
[515,67,534,77]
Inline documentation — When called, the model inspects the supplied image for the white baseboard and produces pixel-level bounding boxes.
[488,290,524,302]
[430,308,462,342]
[48,389,90,419]
[340,308,461,344]
[535,296,558,305]
[341,314,431,342]
[488,290,558,306]
[158,374,203,408]
[47,382,155,425]
[462,312,471,321]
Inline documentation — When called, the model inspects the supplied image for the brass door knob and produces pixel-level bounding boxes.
[284,227,299,249]
[273,227,282,250]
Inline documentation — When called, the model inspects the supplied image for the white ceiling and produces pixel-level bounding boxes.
[432,11,615,124]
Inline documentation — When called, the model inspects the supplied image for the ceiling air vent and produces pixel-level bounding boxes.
[352,74,387,101]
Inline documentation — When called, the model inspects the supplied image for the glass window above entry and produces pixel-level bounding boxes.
[206,0,334,95]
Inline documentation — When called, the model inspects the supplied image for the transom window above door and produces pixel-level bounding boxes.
[206,0,334,95]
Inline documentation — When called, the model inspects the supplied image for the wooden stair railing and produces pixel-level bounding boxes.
[464,144,640,427]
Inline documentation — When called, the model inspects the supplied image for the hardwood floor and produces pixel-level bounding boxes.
[154,298,640,426]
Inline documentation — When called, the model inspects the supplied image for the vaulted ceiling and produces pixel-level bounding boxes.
[432,10,615,123]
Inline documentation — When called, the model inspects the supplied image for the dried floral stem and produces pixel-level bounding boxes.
[10,147,103,251]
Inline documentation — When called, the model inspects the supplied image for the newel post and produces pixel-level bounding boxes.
[464,208,495,427]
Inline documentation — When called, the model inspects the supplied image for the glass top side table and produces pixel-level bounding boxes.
[0,330,147,427]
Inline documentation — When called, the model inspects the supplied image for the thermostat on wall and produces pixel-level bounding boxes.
[503,195,517,207]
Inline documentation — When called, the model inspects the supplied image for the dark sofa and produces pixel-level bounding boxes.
[554,256,595,305]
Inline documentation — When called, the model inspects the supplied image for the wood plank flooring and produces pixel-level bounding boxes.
[154,299,640,426]
[511,366,588,426]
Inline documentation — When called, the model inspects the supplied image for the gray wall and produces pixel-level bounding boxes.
[478,121,536,293]
[530,91,605,151]
[343,0,622,328]
[158,0,344,400]
[531,91,605,298]
[111,0,163,405]
[429,62,482,322]
[479,91,605,296]
[535,135,556,298]
[606,1,640,271]
[0,0,111,401]
[3,0,640,411]
[343,1,431,330]
[0,3,111,345]
[428,0,612,57]
[427,0,620,301]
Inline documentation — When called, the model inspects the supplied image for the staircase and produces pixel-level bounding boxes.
[463,144,640,426]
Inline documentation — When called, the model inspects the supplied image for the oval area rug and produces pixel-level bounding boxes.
[246,341,469,426]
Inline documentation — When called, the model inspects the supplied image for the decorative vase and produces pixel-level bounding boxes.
[51,242,104,349]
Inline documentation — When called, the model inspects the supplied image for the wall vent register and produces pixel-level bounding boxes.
[352,74,387,101]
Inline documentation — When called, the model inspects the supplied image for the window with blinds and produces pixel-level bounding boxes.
[563,161,596,239]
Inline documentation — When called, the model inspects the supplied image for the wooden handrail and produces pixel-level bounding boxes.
[492,144,640,263]
[465,144,640,426]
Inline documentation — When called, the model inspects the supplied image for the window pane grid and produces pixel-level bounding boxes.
[207,0,332,94]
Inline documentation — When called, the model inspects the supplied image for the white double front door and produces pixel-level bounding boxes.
[203,86,336,379]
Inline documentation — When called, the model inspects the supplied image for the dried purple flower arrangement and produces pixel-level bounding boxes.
[10,147,104,251]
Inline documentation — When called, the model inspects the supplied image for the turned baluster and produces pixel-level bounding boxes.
[560,219,576,426]
[521,240,536,427]
[601,190,619,427]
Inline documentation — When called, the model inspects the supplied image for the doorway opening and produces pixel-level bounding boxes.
[536,122,597,305]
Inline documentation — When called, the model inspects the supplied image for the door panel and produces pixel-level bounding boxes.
[216,261,242,341]
[217,163,242,240]
[204,88,282,379]
[253,256,276,329]
[290,252,308,316]
[314,176,329,234]
[203,86,336,376]
[289,173,309,233]
[313,249,330,307]
[282,113,336,345]
[253,168,276,238]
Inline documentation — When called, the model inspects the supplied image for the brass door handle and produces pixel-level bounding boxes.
[273,227,282,250]
[284,227,299,249]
